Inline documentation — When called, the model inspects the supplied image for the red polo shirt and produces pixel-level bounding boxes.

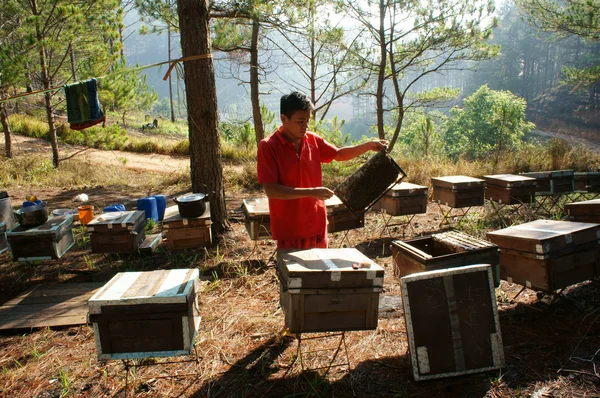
[257,127,338,241]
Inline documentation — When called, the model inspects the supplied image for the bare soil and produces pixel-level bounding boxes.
[0,136,599,397]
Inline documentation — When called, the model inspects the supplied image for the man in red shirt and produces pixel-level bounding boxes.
[257,91,387,250]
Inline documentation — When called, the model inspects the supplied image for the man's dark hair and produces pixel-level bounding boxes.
[280,92,314,118]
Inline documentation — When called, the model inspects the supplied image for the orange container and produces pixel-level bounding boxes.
[78,205,94,225]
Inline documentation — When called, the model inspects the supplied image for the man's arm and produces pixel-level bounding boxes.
[263,183,334,200]
[334,140,388,162]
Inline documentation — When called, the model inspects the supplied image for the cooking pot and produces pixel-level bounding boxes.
[14,202,49,228]
[173,193,209,218]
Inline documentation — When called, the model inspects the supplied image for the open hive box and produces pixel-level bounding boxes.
[372,182,428,216]
[162,204,212,250]
[87,211,146,254]
[277,248,384,333]
[401,264,504,381]
[88,269,201,360]
[483,174,537,205]
[487,220,600,292]
[519,170,574,195]
[391,231,500,286]
[7,215,75,261]
[431,176,485,208]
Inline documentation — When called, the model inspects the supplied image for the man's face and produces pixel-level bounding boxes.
[281,110,311,141]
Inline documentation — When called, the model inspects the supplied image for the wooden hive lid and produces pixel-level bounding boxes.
[88,268,199,313]
[384,182,428,197]
[9,215,73,236]
[487,219,600,254]
[87,211,145,233]
[277,248,384,290]
[162,204,212,229]
[431,175,485,189]
[242,198,270,217]
[483,174,537,187]
[565,199,600,208]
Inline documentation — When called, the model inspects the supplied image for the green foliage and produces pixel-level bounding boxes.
[444,85,535,162]
[312,116,350,148]
[57,123,128,150]
[260,103,276,134]
[394,111,446,159]
[100,64,158,126]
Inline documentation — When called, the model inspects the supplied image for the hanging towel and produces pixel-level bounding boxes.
[64,78,105,130]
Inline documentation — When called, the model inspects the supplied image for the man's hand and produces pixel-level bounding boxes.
[311,187,335,200]
[367,140,388,152]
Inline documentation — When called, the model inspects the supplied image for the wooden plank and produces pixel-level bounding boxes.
[0,283,103,330]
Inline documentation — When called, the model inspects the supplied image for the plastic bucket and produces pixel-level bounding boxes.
[78,205,94,225]
[137,197,158,222]
[151,195,166,221]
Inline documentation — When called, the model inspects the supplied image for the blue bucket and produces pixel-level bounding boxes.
[151,195,166,221]
[103,204,126,212]
[137,197,158,222]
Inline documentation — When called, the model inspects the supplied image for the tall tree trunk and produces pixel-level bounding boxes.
[69,43,78,81]
[177,0,229,236]
[168,25,176,123]
[32,0,59,167]
[0,94,12,158]
[250,18,264,144]
[376,0,387,140]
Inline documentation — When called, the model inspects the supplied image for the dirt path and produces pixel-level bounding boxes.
[10,134,190,172]
[532,129,600,151]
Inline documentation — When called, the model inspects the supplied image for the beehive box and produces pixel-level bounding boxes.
[372,182,428,216]
[335,150,406,216]
[565,199,600,223]
[520,170,574,195]
[483,174,537,205]
[87,211,146,254]
[7,215,75,261]
[163,204,212,250]
[401,264,504,381]
[242,198,271,240]
[277,248,384,333]
[574,172,600,193]
[88,269,201,360]
[487,220,600,292]
[325,195,364,233]
[431,176,485,208]
[391,231,500,286]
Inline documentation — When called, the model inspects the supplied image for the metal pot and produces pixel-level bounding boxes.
[173,193,209,218]
[14,202,49,228]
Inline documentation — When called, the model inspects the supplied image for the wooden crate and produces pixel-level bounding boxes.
[401,264,504,381]
[431,176,484,208]
[391,231,500,286]
[520,170,574,195]
[242,198,271,240]
[483,174,537,204]
[163,205,212,249]
[7,215,75,261]
[88,269,201,360]
[487,220,600,291]
[87,211,146,254]
[277,248,384,333]
[326,195,364,233]
[565,199,600,223]
[372,182,428,216]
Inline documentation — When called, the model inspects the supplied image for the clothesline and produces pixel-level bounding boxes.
[0,53,212,105]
